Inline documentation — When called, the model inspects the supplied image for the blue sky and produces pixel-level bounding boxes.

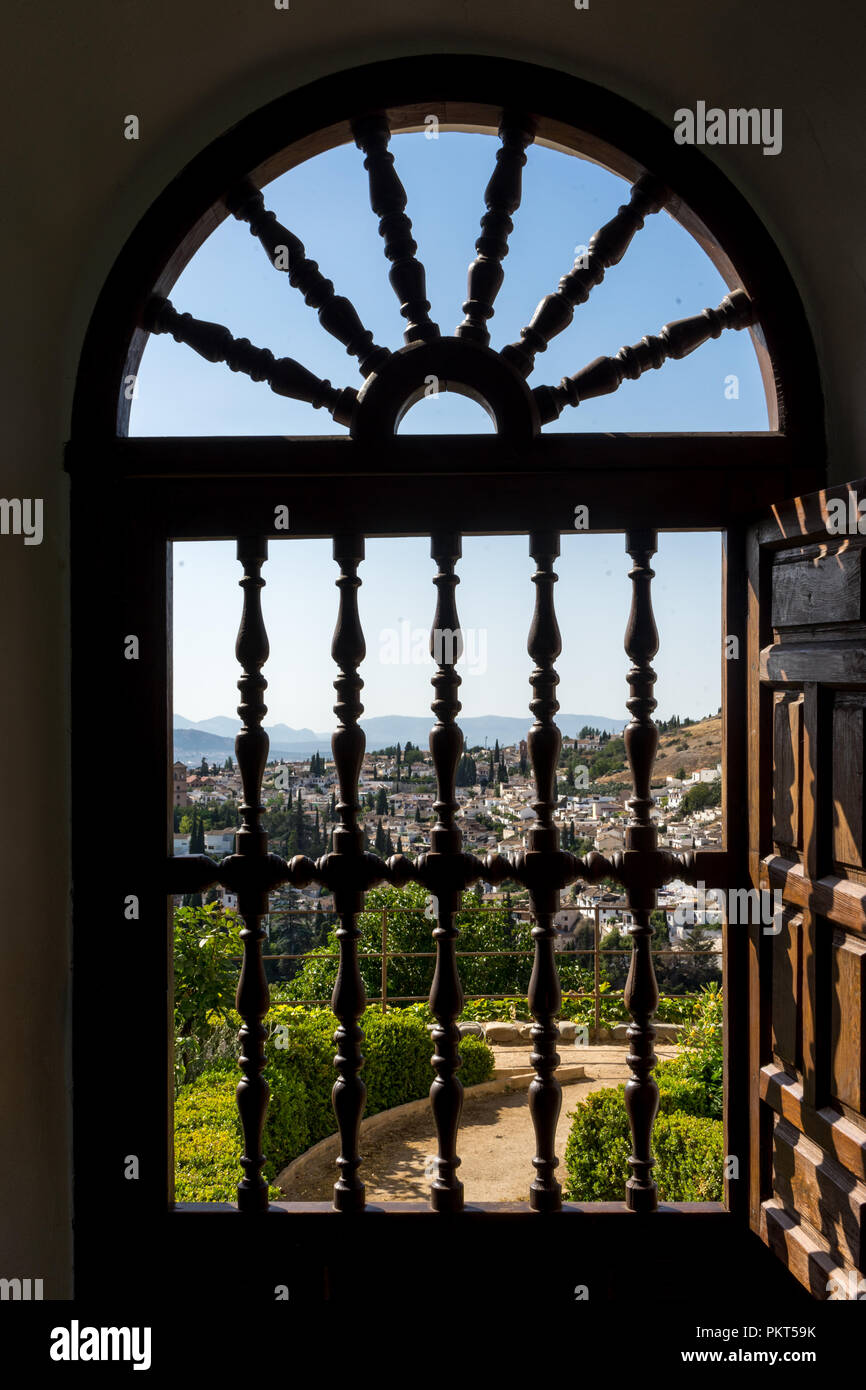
[131,131,767,730]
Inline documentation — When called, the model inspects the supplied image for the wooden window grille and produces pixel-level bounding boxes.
[67,56,824,1301]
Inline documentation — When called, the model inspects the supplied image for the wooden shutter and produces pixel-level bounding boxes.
[748,477,866,1299]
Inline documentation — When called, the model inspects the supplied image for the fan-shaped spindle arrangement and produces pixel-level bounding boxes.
[327,535,370,1212]
[233,535,273,1213]
[141,124,759,439]
[352,114,440,345]
[425,533,468,1212]
[532,288,756,423]
[501,172,668,376]
[524,531,565,1211]
[456,114,535,345]
[143,296,357,425]
[622,529,662,1213]
[226,177,391,378]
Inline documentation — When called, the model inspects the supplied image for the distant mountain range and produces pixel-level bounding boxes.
[174,712,628,764]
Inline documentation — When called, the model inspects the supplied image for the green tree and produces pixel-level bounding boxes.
[376,787,389,815]
[456,753,477,787]
[173,902,243,1042]
[287,882,535,1002]
[189,810,205,855]
[680,780,722,815]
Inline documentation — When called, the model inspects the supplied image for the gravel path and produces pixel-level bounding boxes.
[279,1044,678,1203]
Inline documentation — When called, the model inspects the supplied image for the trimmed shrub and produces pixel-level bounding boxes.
[174,1004,495,1202]
[563,1086,632,1201]
[653,1110,724,1201]
[663,982,723,1119]
[563,1078,724,1202]
[458,1033,497,1087]
[653,1060,710,1117]
[174,1076,283,1204]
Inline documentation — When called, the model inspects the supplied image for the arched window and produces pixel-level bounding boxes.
[70,55,837,1307]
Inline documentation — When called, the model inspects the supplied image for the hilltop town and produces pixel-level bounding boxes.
[172,713,723,948]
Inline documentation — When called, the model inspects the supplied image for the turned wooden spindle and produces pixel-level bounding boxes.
[227,178,390,377]
[533,288,756,423]
[525,531,564,1211]
[329,535,368,1212]
[143,295,357,425]
[501,173,667,375]
[456,114,535,345]
[426,533,466,1212]
[622,529,661,1213]
[233,535,272,1212]
[352,115,440,345]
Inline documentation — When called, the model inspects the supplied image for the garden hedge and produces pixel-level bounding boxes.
[175,1005,494,1202]
[563,1075,724,1202]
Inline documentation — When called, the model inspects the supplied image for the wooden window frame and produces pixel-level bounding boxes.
[67,54,825,1304]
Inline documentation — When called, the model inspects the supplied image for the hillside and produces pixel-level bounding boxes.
[595,715,722,786]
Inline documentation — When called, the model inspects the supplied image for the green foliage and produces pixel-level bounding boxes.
[659,981,723,1118]
[654,995,697,1024]
[586,736,626,779]
[563,1082,723,1201]
[174,1076,283,1204]
[285,882,534,1003]
[174,1004,495,1202]
[563,982,724,1201]
[563,1086,632,1200]
[459,996,528,1021]
[680,779,722,815]
[173,902,242,1041]
[652,1111,724,1200]
[456,753,477,787]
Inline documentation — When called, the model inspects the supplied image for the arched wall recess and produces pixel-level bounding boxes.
[67,55,837,1309]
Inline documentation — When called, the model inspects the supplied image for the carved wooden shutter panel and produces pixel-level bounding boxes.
[748,478,866,1299]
